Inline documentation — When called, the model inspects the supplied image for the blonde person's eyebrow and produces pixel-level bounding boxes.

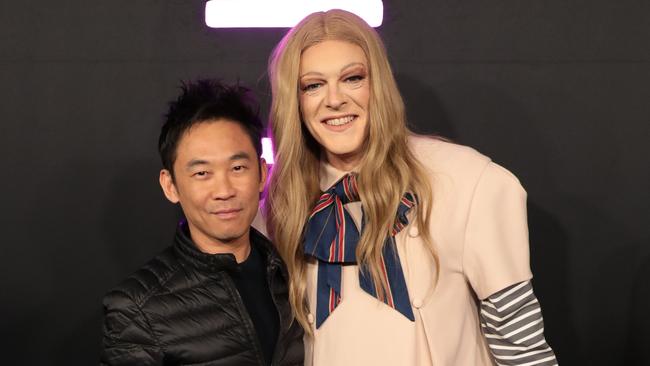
[340,62,366,73]
[299,62,366,79]
[299,71,323,78]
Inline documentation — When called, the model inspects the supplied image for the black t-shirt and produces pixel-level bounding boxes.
[230,244,280,365]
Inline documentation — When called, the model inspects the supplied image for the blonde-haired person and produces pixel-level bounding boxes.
[263,9,558,366]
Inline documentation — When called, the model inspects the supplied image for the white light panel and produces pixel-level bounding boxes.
[261,137,275,164]
[205,0,383,28]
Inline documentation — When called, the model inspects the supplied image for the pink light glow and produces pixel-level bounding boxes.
[261,137,274,165]
[205,0,383,28]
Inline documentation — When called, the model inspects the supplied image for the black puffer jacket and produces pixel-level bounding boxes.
[100,224,304,366]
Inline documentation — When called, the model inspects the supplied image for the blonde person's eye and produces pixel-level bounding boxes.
[345,75,364,83]
[301,82,322,92]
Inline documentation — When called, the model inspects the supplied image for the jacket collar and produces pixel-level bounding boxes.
[250,227,285,271]
[173,220,283,273]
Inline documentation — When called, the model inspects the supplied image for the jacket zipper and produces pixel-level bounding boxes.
[268,262,286,366]
[222,272,268,366]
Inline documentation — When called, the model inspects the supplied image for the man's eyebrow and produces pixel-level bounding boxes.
[230,152,252,161]
[186,159,209,170]
[184,152,252,170]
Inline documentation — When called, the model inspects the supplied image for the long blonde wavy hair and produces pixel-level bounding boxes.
[266,9,438,333]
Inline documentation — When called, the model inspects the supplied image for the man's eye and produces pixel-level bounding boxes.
[233,165,246,172]
[193,171,209,177]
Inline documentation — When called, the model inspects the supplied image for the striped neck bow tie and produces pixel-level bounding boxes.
[304,173,417,328]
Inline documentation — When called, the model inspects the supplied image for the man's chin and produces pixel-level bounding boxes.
[211,229,249,244]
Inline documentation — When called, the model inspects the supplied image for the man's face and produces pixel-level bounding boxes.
[159,120,266,251]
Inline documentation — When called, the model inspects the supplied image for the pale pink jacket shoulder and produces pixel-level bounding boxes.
[255,136,533,366]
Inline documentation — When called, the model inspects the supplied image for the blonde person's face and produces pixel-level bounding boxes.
[299,40,370,170]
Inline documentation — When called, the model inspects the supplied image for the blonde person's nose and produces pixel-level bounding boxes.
[325,84,346,110]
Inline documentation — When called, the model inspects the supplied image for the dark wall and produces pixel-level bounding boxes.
[0,1,647,364]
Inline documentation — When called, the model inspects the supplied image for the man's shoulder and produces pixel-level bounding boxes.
[103,247,180,311]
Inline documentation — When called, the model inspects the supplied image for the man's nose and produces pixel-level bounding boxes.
[211,173,236,200]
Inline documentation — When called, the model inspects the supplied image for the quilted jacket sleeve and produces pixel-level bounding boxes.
[100,289,163,366]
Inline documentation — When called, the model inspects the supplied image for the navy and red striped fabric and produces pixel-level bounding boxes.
[304,174,417,328]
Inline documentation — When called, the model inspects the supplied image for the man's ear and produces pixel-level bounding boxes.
[259,158,268,193]
[159,169,180,203]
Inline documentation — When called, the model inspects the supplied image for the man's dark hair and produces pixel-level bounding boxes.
[158,79,263,176]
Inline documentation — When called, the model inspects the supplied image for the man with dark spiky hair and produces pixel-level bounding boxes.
[100,79,303,366]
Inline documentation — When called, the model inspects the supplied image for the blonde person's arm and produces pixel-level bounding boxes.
[480,280,558,366]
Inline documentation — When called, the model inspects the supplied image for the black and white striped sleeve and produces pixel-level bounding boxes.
[479,280,558,366]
